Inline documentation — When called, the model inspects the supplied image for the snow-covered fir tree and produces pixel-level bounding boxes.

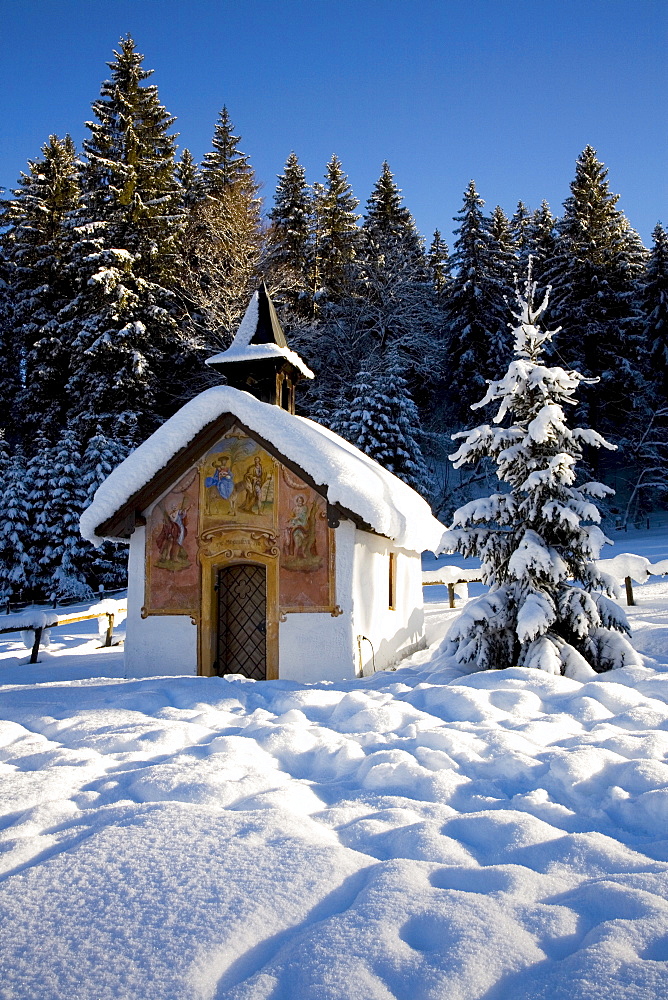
[39,429,92,602]
[487,204,518,357]
[427,230,451,294]
[441,181,512,427]
[359,163,436,370]
[1,134,80,441]
[61,36,195,446]
[442,266,640,676]
[543,146,647,436]
[332,355,433,497]
[266,152,312,313]
[81,427,130,591]
[642,223,668,403]
[0,450,32,605]
[199,107,253,196]
[25,430,57,599]
[312,155,360,302]
[179,107,263,348]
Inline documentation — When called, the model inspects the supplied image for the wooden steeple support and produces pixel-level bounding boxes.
[205,283,314,413]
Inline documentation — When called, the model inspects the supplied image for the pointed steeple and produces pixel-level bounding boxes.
[205,284,314,412]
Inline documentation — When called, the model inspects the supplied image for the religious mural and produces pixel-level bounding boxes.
[144,424,335,620]
[144,467,200,615]
[278,466,333,610]
[202,429,275,530]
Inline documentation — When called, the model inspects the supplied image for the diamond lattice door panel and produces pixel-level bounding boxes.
[216,564,267,680]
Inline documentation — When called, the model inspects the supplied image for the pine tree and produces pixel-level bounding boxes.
[0,451,33,605]
[487,205,518,359]
[642,223,668,402]
[359,163,435,368]
[176,148,201,207]
[525,201,557,290]
[179,107,263,347]
[1,135,80,441]
[543,146,647,436]
[312,155,360,302]
[266,152,312,312]
[200,107,253,196]
[81,427,129,591]
[61,36,193,446]
[333,356,433,497]
[510,201,533,266]
[40,428,92,602]
[443,268,640,676]
[441,181,505,426]
[428,230,451,294]
[26,430,57,599]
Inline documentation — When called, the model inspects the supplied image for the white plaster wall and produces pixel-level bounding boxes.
[124,524,198,677]
[352,530,425,675]
[278,518,358,682]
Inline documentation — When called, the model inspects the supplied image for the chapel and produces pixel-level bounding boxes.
[81,286,445,681]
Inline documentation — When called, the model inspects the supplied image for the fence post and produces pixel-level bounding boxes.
[624,576,635,607]
[104,613,114,647]
[447,582,456,609]
[30,626,43,664]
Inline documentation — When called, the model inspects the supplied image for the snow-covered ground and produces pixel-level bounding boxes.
[2,531,668,999]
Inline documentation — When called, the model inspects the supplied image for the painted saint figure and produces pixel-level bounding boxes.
[155,503,190,571]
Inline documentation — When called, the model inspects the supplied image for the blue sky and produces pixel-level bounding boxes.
[2,0,666,245]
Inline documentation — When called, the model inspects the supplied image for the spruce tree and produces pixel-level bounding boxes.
[510,201,533,266]
[359,163,435,368]
[642,223,668,402]
[543,146,647,436]
[61,36,193,446]
[428,230,451,294]
[312,155,360,302]
[40,429,92,602]
[200,107,253,196]
[487,205,518,359]
[0,451,32,605]
[266,152,312,313]
[441,181,504,426]
[179,107,263,347]
[82,427,129,591]
[1,134,80,441]
[26,430,57,599]
[333,356,433,497]
[443,268,640,676]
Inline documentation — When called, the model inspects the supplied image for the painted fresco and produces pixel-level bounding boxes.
[145,467,200,614]
[278,466,332,610]
[202,429,275,529]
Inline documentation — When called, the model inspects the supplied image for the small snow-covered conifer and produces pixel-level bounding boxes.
[0,451,32,604]
[442,264,641,677]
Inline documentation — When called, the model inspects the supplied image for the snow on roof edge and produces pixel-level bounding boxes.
[81,386,445,554]
[206,342,315,380]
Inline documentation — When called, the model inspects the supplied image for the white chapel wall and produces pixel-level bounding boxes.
[352,530,425,675]
[124,524,198,677]
[278,518,357,682]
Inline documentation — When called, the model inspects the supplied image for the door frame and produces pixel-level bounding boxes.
[199,548,279,679]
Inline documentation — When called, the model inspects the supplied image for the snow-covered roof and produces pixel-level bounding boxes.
[81,385,445,553]
[205,291,315,380]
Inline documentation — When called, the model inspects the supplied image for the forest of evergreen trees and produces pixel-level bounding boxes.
[0,35,666,607]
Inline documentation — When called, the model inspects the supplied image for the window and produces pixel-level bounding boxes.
[388,552,396,609]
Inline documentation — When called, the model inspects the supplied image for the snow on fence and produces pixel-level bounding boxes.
[423,553,668,609]
[0,598,127,664]
[422,567,482,608]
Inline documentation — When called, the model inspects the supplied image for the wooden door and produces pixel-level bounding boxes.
[216,564,267,679]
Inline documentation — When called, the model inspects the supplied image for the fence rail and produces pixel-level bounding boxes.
[0,606,127,664]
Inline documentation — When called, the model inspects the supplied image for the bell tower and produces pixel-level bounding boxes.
[205,284,313,413]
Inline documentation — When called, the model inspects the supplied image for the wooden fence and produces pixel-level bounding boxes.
[0,606,126,664]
